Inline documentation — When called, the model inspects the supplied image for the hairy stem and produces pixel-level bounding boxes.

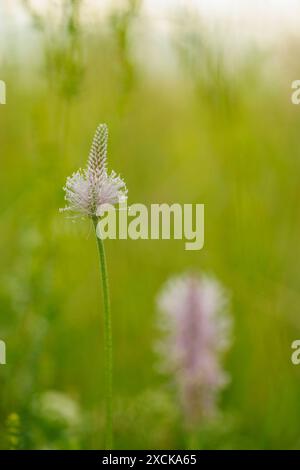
[93,218,113,449]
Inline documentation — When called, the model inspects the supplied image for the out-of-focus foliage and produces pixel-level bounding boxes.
[1,0,300,449]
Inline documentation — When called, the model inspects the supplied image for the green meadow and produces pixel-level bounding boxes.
[1,0,300,449]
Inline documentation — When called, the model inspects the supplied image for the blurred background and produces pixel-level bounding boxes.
[1,0,300,449]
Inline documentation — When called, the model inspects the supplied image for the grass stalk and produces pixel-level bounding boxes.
[93,217,113,450]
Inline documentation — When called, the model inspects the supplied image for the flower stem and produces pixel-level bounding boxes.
[93,218,113,450]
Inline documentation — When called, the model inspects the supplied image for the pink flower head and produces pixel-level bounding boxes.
[157,273,232,426]
[60,124,127,218]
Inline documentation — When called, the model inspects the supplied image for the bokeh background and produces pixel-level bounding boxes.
[1,0,300,450]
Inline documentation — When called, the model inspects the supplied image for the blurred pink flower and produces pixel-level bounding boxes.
[157,273,232,426]
[60,124,127,218]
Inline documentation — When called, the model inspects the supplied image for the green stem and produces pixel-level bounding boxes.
[93,218,113,450]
